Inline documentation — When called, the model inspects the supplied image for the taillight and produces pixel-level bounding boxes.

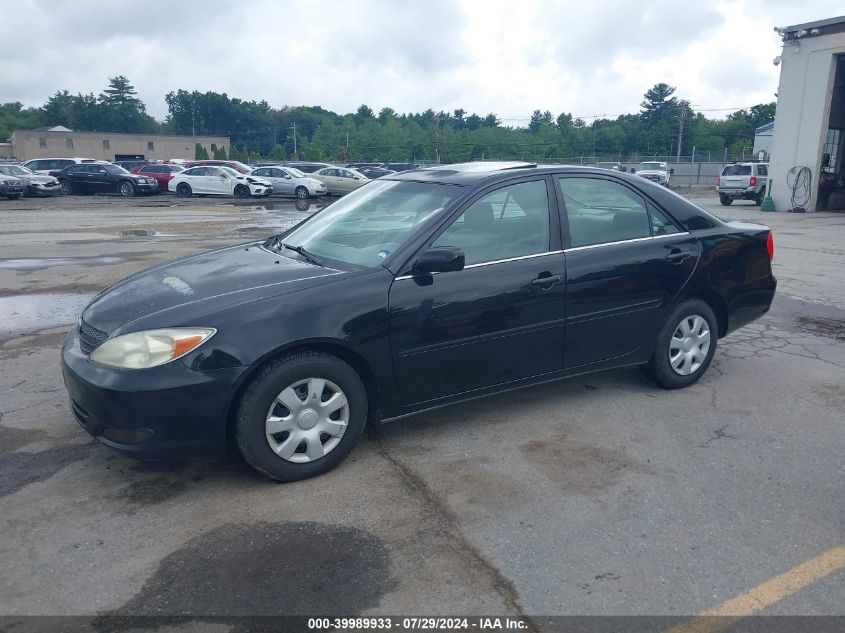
[750,175,757,187]
[766,232,774,261]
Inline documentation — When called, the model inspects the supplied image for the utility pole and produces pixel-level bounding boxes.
[289,123,297,158]
[676,107,686,163]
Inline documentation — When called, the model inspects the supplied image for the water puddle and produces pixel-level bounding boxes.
[118,229,178,239]
[0,257,123,271]
[0,293,94,339]
[795,315,845,341]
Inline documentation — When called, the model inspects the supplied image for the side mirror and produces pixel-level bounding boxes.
[412,246,465,274]
[669,168,675,175]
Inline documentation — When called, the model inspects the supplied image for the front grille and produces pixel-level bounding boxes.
[79,319,109,355]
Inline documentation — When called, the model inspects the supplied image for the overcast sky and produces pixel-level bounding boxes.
[2,0,842,124]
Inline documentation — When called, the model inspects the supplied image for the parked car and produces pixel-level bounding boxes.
[50,163,159,196]
[382,162,420,172]
[61,162,776,482]
[168,165,272,198]
[310,167,370,194]
[184,160,253,174]
[248,166,327,198]
[285,162,333,174]
[634,161,671,186]
[595,162,623,171]
[0,174,25,199]
[0,164,62,196]
[717,162,769,206]
[345,162,384,170]
[113,160,149,172]
[22,157,105,175]
[359,168,397,179]
[131,163,185,192]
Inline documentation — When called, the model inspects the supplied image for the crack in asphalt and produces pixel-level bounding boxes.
[373,437,537,631]
[701,424,738,448]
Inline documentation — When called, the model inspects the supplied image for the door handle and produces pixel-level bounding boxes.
[666,249,693,263]
[531,274,563,288]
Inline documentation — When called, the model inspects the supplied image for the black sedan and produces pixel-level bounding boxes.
[61,162,776,481]
[50,163,159,196]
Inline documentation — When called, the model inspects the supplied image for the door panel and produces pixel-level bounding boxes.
[564,235,698,368]
[389,177,565,406]
[557,175,699,368]
[389,256,566,405]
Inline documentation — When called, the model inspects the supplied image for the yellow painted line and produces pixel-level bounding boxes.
[666,544,845,633]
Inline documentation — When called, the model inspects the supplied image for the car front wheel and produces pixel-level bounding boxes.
[59,179,72,195]
[119,181,135,197]
[234,184,250,198]
[235,350,368,482]
[641,299,717,389]
[295,186,309,199]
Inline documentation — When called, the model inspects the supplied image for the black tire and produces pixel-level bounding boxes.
[235,350,368,482]
[119,181,135,197]
[719,193,733,206]
[234,184,250,199]
[295,186,309,199]
[754,188,765,206]
[641,299,718,390]
[6,194,21,200]
[59,179,72,195]
[176,183,192,197]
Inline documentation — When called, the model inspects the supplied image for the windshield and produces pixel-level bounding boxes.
[220,167,242,177]
[638,162,665,171]
[0,165,31,176]
[104,164,130,175]
[279,180,461,267]
[284,167,306,178]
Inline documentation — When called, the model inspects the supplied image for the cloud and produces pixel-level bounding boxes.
[1,0,844,123]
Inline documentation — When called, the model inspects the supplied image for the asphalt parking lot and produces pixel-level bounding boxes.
[1,192,843,626]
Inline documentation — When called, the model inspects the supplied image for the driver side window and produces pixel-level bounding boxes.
[432,180,551,266]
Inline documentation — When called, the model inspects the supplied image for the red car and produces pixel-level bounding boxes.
[131,163,185,192]
[183,160,252,174]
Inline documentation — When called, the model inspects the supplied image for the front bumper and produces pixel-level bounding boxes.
[28,182,62,196]
[0,183,25,196]
[61,326,244,457]
[251,186,273,197]
[134,182,160,196]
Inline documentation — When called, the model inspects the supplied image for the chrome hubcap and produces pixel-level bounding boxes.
[669,314,711,376]
[265,377,349,463]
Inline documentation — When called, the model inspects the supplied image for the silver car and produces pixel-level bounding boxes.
[717,162,768,206]
[0,164,62,196]
[248,166,327,198]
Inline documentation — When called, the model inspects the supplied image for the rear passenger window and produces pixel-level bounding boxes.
[558,178,651,247]
[648,203,681,236]
[433,180,550,266]
[757,165,768,176]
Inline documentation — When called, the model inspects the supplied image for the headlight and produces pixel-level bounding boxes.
[90,327,216,369]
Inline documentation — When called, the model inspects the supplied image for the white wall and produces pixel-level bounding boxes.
[770,33,844,211]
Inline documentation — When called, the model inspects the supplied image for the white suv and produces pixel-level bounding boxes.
[22,157,107,175]
[717,163,768,206]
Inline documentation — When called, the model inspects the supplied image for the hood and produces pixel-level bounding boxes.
[83,243,342,333]
[28,173,59,184]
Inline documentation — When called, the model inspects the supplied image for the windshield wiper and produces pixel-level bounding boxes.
[282,243,323,266]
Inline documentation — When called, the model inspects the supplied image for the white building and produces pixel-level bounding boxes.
[770,16,845,212]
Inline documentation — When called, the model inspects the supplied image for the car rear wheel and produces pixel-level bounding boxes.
[295,186,309,199]
[235,350,368,482]
[754,188,765,206]
[119,181,135,197]
[59,179,72,195]
[234,184,250,198]
[719,193,733,206]
[176,183,192,197]
[641,299,717,389]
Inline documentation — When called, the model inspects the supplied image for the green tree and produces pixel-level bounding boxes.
[194,143,209,160]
